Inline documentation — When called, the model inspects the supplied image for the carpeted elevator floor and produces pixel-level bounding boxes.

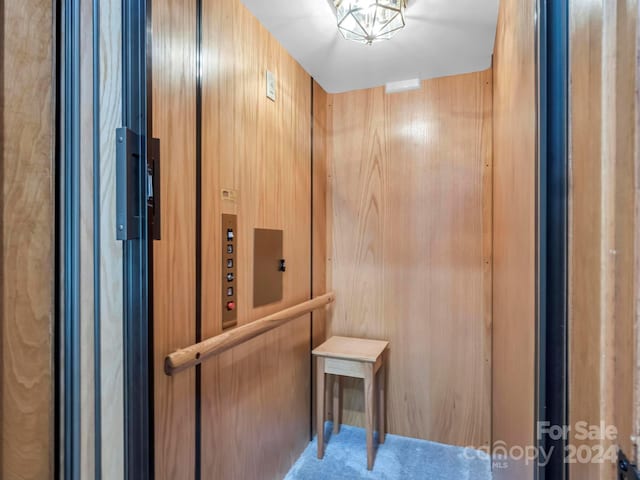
[285,423,492,480]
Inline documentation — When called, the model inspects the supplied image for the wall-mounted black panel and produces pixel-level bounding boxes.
[222,214,237,329]
[253,229,283,307]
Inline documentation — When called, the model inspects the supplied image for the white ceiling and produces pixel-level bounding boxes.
[240,0,500,93]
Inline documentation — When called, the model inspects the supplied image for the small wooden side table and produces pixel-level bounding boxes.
[312,336,389,470]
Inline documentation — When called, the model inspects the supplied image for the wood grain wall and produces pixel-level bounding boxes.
[1,0,54,478]
[491,1,537,478]
[327,70,493,448]
[78,0,125,477]
[312,81,331,435]
[312,81,330,357]
[79,0,97,476]
[569,1,638,478]
[152,0,197,478]
[568,4,603,478]
[635,0,640,466]
[199,0,311,477]
[98,0,124,477]
[152,0,314,477]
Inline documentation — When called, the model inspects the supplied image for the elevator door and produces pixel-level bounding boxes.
[151,0,313,478]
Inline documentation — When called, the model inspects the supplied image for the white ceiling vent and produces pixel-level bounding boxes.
[385,78,421,94]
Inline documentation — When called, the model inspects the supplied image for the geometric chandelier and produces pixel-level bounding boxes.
[333,0,407,45]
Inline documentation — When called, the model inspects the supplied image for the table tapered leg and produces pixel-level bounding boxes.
[316,357,325,459]
[333,376,341,434]
[378,363,385,443]
[364,363,375,470]
[327,374,334,422]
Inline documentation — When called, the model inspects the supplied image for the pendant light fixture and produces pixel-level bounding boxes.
[334,0,407,45]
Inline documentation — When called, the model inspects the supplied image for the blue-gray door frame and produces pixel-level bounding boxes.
[537,0,569,479]
[121,1,154,479]
[59,1,570,479]
[60,1,155,478]
[61,0,82,478]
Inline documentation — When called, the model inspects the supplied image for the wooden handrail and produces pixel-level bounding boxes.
[165,292,335,375]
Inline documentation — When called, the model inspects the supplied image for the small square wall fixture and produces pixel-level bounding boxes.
[334,0,406,45]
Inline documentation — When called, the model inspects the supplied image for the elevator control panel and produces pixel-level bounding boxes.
[222,214,237,329]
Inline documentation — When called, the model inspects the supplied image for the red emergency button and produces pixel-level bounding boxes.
[226,301,236,311]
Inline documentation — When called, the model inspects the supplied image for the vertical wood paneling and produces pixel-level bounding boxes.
[568,3,603,479]
[1,0,54,478]
[491,0,537,478]
[635,0,640,465]
[312,81,330,353]
[569,1,638,478]
[610,0,636,467]
[199,0,312,477]
[152,1,196,478]
[79,1,96,477]
[329,70,492,448]
[99,0,124,476]
[312,81,331,435]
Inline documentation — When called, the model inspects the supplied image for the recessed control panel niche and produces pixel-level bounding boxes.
[253,228,284,307]
[221,214,237,329]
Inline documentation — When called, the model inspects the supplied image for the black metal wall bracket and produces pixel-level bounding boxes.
[619,450,640,479]
[116,128,161,241]
[116,127,142,240]
[148,137,161,240]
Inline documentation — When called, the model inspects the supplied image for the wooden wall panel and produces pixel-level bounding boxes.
[569,1,638,478]
[491,1,537,478]
[328,70,492,448]
[1,0,54,478]
[635,0,640,465]
[312,81,330,354]
[312,81,331,435]
[79,1,96,476]
[75,1,126,477]
[98,0,124,477]
[199,0,312,478]
[568,3,603,478]
[612,0,636,461]
[152,1,197,478]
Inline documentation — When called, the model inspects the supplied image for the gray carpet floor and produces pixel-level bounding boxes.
[285,423,492,480]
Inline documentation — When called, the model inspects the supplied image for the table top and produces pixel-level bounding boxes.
[312,336,389,363]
